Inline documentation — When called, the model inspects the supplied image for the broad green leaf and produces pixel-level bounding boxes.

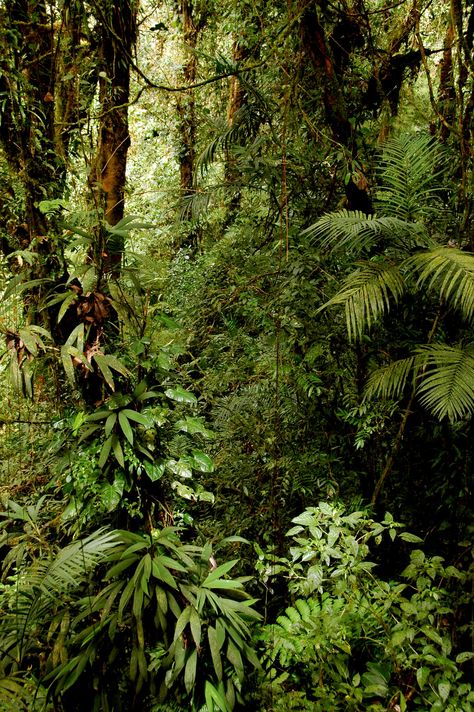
[456,651,474,664]
[165,386,197,404]
[438,680,450,702]
[175,416,214,438]
[61,344,76,385]
[18,328,39,356]
[416,666,430,690]
[192,450,214,473]
[167,458,193,479]
[144,460,165,482]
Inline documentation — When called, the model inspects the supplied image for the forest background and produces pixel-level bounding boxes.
[0,0,473,710]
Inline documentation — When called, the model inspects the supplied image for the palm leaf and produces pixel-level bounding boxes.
[415,344,474,421]
[375,133,447,222]
[4,529,122,663]
[364,355,418,401]
[319,261,406,341]
[302,210,429,255]
[405,247,474,323]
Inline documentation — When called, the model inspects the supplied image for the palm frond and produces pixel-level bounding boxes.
[302,210,429,255]
[405,247,474,323]
[415,343,474,421]
[375,133,447,222]
[319,261,406,341]
[30,528,121,596]
[2,529,122,663]
[364,355,418,401]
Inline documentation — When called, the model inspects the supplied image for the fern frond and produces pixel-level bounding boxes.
[303,210,429,255]
[364,355,418,401]
[405,248,474,323]
[375,133,447,221]
[415,344,474,421]
[319,261,406,341]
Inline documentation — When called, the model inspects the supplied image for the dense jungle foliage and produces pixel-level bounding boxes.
[0,0,473,709]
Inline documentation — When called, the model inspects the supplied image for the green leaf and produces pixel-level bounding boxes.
[57,292,78,323]
[112,436,125,468]
[189,606,201,647]
[438,680,450,702]
[98,435,114,468]
[144,460,165,482]
[416,666,430,690]
[121,409,152,428]
[175,416,214,438]
[205,680,229,712]
[184,649,197,694]
[94,354,115,390]
[61,344,76,385]
[399,532,423,543]
[192,450,214,473]
[174,606,191,641]
[105,413,117,438]
[203,559,238,585]
[118,411,134,445]
[208,626,223,681]
[456,651,474,664]
[165,386,197,404]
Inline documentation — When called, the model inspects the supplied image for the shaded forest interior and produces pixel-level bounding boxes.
[0,1,473,710]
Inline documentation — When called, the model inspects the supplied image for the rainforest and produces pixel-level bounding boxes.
[0,0,473,710]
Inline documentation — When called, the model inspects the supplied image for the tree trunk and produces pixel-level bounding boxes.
[88,0,137,277]
[175,0,206,250]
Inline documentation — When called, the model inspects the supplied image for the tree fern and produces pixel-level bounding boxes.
[406,247,474,323]
[318,261,405,342]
